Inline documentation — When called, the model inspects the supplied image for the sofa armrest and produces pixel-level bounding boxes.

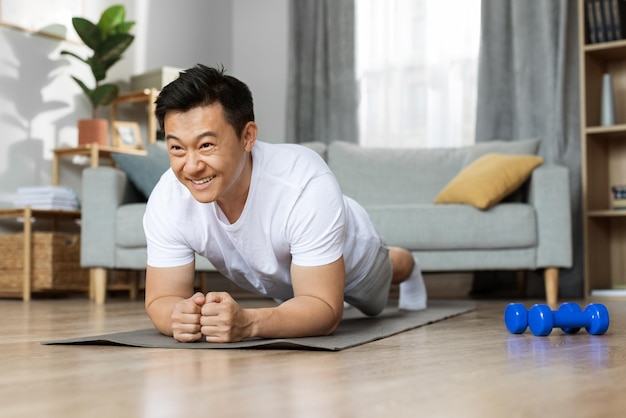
[528,164,573,268]
[80,167,145,268]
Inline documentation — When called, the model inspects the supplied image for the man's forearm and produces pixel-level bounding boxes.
[246,295,343,339]
[145,296,183,337]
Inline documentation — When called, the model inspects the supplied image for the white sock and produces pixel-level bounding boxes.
[398,259,427,311]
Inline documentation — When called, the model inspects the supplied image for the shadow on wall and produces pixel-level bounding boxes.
[0,27,80,192]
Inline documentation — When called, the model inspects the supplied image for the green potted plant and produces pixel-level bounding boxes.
[61,4,135,146]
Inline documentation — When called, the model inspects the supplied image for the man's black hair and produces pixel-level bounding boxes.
[155,64,255,138]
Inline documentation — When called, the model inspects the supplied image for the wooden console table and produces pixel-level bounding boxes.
[0,207,82,301]
[52,144,147,185]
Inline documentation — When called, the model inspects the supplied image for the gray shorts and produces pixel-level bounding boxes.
[344,243,393,317]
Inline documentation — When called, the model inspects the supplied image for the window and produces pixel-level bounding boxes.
[356,0,481,148]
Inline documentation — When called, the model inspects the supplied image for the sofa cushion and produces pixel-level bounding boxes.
[116,203,148,247]
[111,142,170,199]
[327,139,542,206]
[365,203,537,250]
[463,138,540,165]
[328,141,466,204]
[433,153,544,209]
[413,248,537,272]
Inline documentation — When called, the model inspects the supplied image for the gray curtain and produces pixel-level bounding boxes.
[475,0,582,298]
[286,0,358,144]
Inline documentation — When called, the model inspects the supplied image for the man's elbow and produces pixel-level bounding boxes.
[321,304,343,335]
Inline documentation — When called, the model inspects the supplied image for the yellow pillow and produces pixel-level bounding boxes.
[434,153,544,210]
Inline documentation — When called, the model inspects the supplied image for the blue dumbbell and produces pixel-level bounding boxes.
[528,303,610,336]
[504,303,529,334]
[504,302,610,336]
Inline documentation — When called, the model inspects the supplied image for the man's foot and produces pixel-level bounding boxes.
[398,260,427,311]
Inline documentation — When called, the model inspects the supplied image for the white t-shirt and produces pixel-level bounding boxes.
[144,141,384,301]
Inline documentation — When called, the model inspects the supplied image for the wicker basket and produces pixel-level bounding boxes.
[0,232,89,292]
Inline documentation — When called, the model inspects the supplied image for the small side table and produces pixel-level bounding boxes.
[0,207,82,301]
[52,144,147,185]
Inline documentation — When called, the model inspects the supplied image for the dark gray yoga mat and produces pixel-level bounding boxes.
[42,300,475,351]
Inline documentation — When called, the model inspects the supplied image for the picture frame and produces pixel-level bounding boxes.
[112,121,143,149]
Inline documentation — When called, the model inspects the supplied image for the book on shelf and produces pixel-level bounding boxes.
[589,0,626,43]
[587,0,598,43]
[611,0,626,40]
[593,0,606,42]
[604,0,615,41]
[13,186,79,211]
[593,0,614,42]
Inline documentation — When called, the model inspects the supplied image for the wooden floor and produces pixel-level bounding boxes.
[1,295,625,418]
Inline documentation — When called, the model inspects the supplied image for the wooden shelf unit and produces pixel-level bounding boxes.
[110,88,160,144]
[579,0,626,295]
[0,207,82,301]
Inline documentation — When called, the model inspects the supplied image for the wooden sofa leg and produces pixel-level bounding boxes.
[544,268,558,307]
[91,268,107,304]
[89,272,94,300]
[128,270,139,301]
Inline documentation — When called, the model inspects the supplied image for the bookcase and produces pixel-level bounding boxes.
[579,0,626,297]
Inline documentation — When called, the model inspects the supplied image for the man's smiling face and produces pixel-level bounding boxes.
[164,103,257,212]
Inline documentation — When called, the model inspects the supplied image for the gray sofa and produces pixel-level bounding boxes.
[81,139,572,304]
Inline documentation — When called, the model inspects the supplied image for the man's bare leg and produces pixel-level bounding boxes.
[389,246,427,310]
[389,247,415,284]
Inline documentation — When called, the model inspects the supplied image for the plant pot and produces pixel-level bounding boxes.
[78,119,109,146]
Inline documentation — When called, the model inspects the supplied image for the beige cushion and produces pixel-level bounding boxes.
[433,153,544,210]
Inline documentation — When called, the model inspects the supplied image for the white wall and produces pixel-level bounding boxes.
[0,24,88,205]
[0,0,289,206]
[232,0,289,144]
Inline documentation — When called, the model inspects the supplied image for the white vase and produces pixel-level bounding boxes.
[601,73,615,126]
